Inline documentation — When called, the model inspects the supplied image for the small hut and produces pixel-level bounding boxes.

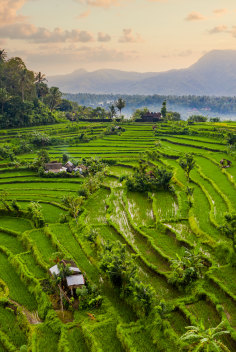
[76,164,88,175]
[49,260,85,296]
[220,159,232,168]
[64,161,75,173]
[45,161,65,173]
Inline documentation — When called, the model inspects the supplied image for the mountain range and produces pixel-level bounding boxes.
[48,50,236,96]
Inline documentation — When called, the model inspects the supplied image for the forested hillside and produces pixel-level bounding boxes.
[65,93,236,117]
[0,50,64,128]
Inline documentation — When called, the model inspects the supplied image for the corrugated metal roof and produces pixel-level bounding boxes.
[70,267,81,274]
[66,274,85,287]
[49,264,60,276]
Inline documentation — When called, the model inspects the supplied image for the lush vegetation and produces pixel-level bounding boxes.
[65,92,236,115]
[0,113,235,351]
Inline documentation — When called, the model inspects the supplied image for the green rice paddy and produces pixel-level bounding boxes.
[0,121,235,351]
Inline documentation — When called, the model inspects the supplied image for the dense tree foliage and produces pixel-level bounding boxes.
[188,115,208,122]
[180,320,230,352]
[168,247,204,289]
[64,93,236,115]
[0,50,63,128]
[124,161,173,192]
[178,153,195,181]
[100,241,155,315]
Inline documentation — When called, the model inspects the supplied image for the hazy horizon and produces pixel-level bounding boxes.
[1,1,236,76]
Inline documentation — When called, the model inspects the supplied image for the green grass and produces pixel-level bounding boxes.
[28,229,56,263]
[0,216,32,233]
[67,327,89,352]
[0,252,37,310]
[49,223,98,282]
[40,203,67,223]
[187,300,221,328]
[126,191,155,227]
[33,324,59,352]
[0,122,236,350]
[0,305,27,347]
[19,252,46,279]
[211,266,236,296]
[0,231,26,254]
[84,188,110,225]
[152,191,178,221]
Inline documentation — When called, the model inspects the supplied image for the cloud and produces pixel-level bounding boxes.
[77,10,91,19]
[119,29,143,43]
[75,0,125,8]
[0,0,28,26]
[0,23,94,43]
[208,25,228,34]
[213,8,227,15]
[21,45,135,73]
[229,26,236,38]
[97,32,111,42]
[161,50,193,58]
[185,12,206,21]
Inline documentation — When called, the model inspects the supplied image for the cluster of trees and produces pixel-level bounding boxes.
[220,213,236,254]
[132,101,181,121]
[122,161,173,192]
[0,49,63,128]
[65,92,236,115]
[168,247,205,289]
[100,241,155,316]
[27,202,45,228]
[59,97,126,121]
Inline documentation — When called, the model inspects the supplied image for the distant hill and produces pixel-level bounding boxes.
[48,50,236,96]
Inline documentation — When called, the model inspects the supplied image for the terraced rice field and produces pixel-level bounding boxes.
[0,121,235,351]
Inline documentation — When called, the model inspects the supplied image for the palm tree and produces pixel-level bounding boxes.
[109,104,116,118]
[0,88,11,114]
[35,72,48,99]
[0,49,7,63]
[35,71,47,84]
[46,87,62,111]
[19,68,31,101]
[178,153,195,182]
[180,320,230,352]
[169,246,204,288]
[115,98,126,115]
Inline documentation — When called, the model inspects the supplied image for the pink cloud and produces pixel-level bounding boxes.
[0,23,94,43]
[0,0,28,26]
[119,29,143,43]
[185,12,206,21]
[77,10,91,19]
[213,8,227,15]
[75,0,125,8]
[208,25,228,34]
[97,32,111,42]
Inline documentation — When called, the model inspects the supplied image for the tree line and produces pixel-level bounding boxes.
[64,92,236,115]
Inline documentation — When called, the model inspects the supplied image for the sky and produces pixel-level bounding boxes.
[0,0,236,75]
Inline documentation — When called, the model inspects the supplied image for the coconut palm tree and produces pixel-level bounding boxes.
[46,87,62,111]
[178,153,195,182]
[19,68,31,101]
[180,320,231,351]
[0,49,7,63]
[35,71,47,84]
[115,98,126,115]
[35,72,48,99]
